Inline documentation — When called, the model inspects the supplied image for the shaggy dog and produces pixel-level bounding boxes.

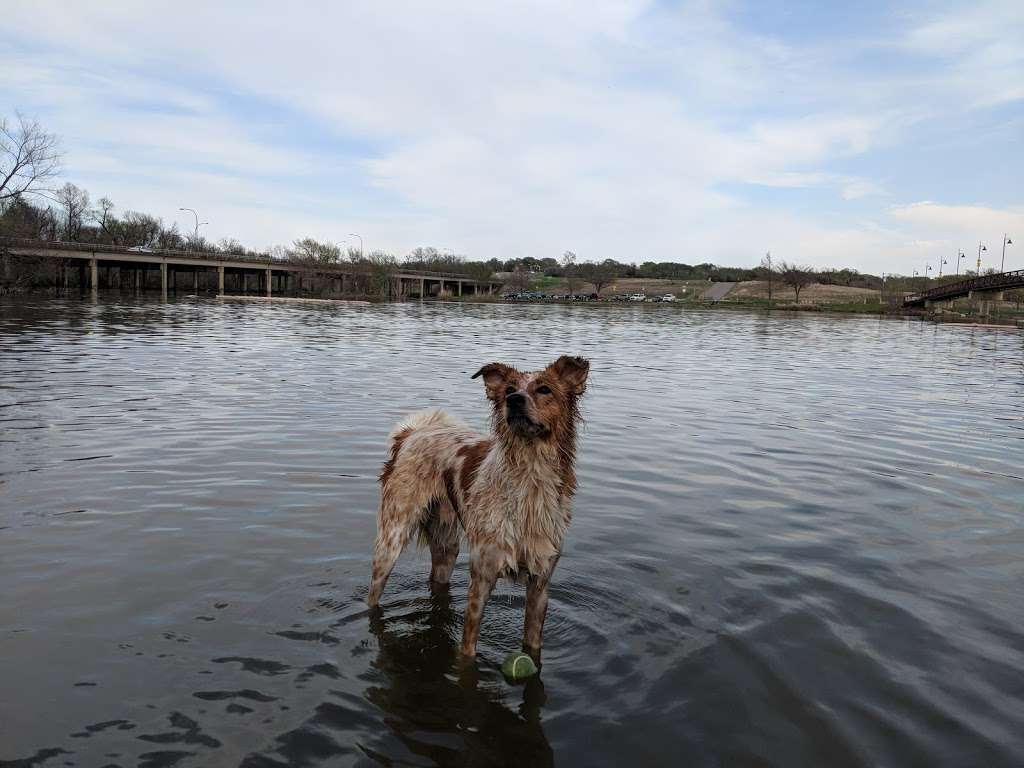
[367,356,590,660]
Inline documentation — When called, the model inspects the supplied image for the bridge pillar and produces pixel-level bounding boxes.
[89,258,98,298]
[457,280,462,297]
[218,265,225,296]
[160,263,168,300]
[193,269,199,293]
[266,268,272,297]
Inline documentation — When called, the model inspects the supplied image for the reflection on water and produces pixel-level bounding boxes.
[1,296,1022,767]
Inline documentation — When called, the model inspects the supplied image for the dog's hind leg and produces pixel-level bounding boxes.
[367,501,421,607]
[424,498,460,586]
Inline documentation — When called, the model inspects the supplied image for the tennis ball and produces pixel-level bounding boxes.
[501,652,538,681]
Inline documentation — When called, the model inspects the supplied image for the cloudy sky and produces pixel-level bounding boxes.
[2,0,1022,274]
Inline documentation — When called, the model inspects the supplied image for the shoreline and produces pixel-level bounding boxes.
[214,295,372,306]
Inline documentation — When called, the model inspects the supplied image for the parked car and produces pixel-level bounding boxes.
[127,245,154,253]
[659,293,676,302]
[629,293,646,302]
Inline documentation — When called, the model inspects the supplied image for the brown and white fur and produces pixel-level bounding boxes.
[367,355,590,661]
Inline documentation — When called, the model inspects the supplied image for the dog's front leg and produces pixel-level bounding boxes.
[460,555,499,657]
[523,558,558,663]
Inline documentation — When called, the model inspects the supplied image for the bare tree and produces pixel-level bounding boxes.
[759,252,775,301]
[89,197,118,241]
[562,250,579,295]
[290,237,341,265]
[218,237,246,255]
[55,182,90,241]
[778,261,814,303]
[120,211,162,248]
[0,114,62,202]
[156,223,184,250]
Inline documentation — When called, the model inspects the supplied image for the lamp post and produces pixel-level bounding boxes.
[925,264,933,280]
[179,207,207,241]
[956,249,966,275]
[976,241,986,275]
[348,233,363,259]
[938,257,947,278]
[1001,234,1013,272]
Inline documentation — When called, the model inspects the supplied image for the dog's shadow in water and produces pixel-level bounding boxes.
[363,584,554,767]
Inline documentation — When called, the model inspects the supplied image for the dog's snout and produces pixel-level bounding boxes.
[506,392,526,409]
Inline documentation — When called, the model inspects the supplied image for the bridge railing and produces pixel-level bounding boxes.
[0,236,492,282]
[903,269,1024,305]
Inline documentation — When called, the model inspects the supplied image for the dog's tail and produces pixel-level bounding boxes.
[388,407,462,441]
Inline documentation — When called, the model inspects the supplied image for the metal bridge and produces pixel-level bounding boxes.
[902,269,1024,308]
[0,237,499,298]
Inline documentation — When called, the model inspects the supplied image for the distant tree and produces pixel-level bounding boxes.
[55,182,90,241]
[218,237,246,255]
[778,261,814,303]
[562,250,579,295]
[0,114,62,202]
[91,197,117,241]
[465,262,495,283]
[508,264,530,292]
[156,223,184,250]
[579,259,617,295]
[363,250,397,296]
[758,252,776,301]
[290,237,341,265]
[0,195,57,239]
[119,211,162,248]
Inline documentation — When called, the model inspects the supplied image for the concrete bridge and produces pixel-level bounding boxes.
[902,269,1024,314]
[0,237,500,299]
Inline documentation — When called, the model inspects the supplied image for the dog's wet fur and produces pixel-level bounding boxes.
[367,355,590,661]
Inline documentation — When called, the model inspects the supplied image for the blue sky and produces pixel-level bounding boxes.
[2,0,1022,274]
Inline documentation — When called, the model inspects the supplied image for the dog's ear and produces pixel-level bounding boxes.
[548,356,589,396]
[472,362,515,400]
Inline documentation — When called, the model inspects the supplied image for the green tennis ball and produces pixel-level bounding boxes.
[501,652,538,681]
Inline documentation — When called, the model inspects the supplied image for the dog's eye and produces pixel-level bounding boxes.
[505,386,516,396]
[536,385,552,395]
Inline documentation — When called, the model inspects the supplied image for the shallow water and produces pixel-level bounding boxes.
[1,297,1022,768]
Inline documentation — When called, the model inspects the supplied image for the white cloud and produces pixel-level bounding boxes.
[890,202,1023,242]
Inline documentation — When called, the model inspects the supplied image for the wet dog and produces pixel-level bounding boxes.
[367,356,589,660]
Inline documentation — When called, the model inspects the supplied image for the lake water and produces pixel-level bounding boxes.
[1,297,1022,768]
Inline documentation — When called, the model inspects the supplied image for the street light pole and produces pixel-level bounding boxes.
[1001,234,1013,272]
[179,207,207,240]
[976,241,986,274]
[956,249,966,276]
[348,233,363,259]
